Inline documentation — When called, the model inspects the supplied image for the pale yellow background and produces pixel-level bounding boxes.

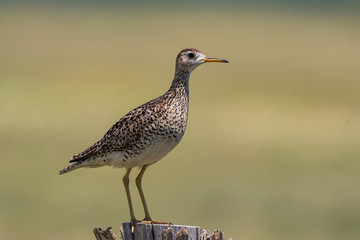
[0,3,359,240]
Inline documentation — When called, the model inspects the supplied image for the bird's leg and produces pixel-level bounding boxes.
[135,166,172,225]
[123,168,137,225]
[135,165,152,221]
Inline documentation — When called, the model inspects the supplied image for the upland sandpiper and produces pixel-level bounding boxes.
[59,48,228,225]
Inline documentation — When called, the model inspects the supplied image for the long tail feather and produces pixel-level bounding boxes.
[59,161,88,175]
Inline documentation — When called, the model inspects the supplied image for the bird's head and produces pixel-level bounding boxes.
[176,48,228,73]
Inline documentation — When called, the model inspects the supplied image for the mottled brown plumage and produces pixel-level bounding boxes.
[59,48,228,224]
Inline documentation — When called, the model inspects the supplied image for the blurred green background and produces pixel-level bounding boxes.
[1,1,360,240]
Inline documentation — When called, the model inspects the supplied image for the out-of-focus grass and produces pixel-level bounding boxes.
[0,5,360,240]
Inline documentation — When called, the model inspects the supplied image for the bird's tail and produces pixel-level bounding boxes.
[59,157,110,175]
[59,160,90,175]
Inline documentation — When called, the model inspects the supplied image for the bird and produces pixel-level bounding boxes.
[59,48,228,225]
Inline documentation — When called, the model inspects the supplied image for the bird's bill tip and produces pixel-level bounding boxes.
[202,58,229,63]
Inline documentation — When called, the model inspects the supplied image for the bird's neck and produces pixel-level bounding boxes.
[169,67,190,93]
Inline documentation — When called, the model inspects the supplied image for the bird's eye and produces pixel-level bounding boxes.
[188,53,195,59]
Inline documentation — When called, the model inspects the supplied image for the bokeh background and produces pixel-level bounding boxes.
[1,1,360,239]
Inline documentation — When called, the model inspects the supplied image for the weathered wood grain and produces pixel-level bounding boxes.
[121,223,200,240]
[199,229,226,240]
[93,227,117,240]
[94,223,228,240]
[161,227,174,240]
[175,228,188,240]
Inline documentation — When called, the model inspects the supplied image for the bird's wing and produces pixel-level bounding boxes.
[69,100,164,163]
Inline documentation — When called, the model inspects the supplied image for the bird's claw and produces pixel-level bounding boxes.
[141,219,172,225]
[130,218,172,233]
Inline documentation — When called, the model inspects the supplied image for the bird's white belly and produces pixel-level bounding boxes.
[107,138,180,169]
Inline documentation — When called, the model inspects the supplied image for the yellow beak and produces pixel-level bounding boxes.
[202,58,229,63]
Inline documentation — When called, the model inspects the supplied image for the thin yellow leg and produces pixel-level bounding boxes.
[136,165,152,221]
[123,168,137,224]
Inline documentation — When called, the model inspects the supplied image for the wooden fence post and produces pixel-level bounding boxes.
[93,223,229,240]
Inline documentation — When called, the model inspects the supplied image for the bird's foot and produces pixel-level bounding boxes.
[130,218,172,233]
[140,218,172,225]
[130,218,141,233]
